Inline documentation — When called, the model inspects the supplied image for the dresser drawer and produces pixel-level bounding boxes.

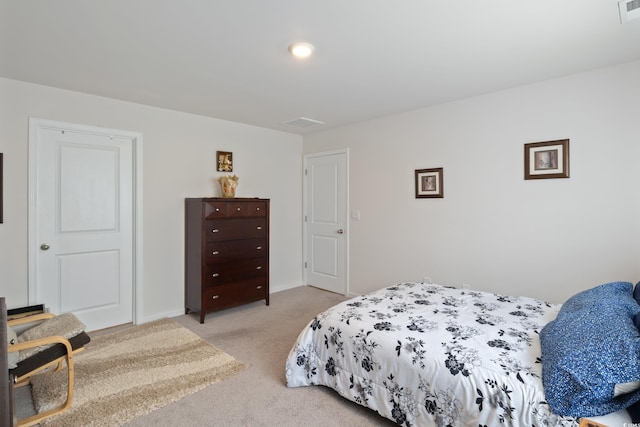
[203,258,267,286]
[203,201,228,219]
[205,218,267,241]
[203,278,268,311]
[227,201,267,218]
[205,238,266,264]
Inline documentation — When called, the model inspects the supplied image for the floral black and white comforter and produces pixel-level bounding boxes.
[285,282,579,426]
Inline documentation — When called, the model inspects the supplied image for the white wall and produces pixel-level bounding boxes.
[0,77,304,322]
[304,60,640,304]
[2,59,638,316]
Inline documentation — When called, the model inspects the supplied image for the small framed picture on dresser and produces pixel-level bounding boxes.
[415,167,443,199]
[216,151,233,172]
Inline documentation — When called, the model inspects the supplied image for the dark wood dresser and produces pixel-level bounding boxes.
[185,197,270,323]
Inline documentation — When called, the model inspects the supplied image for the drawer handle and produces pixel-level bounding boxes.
[256,207,261,211]
[256,226,262,230]
[256,286,262,290]
[212,273,219,278]
[237,207,241,211]
[256,246,262,250]
[211,229,219,233]
[215,208,220,212]
[212,295,219,300]
[211,251,219,255]
[256,266,262,270]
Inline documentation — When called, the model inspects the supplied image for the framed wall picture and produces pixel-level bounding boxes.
[415,167,444,198]
[524,139,569,180]
[216,151,233,172]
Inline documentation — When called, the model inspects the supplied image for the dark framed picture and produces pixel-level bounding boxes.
[524,139,569,180]
[415,168,444,198]
[216,151,233,172]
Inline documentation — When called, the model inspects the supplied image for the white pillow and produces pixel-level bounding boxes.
[614,381,640,397]
[7,325,18,369]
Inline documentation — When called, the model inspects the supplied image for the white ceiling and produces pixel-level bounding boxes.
[1,1,639,134]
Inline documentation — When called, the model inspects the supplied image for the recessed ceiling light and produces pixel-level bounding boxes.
[288,42,314,59]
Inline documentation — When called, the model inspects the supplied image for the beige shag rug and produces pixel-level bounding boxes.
[30,318,245,426]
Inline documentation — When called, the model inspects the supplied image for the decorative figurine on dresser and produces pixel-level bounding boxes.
[185,198,270,323]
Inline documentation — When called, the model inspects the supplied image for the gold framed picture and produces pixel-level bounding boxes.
[217,151,233,172]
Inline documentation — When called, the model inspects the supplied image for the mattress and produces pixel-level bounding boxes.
[286,282,585,426]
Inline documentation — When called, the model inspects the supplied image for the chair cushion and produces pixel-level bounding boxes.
[9,331,91,379]
[17,313,86,362]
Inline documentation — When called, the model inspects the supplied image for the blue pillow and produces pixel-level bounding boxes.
[634,281,640,305]
[540,281,640,417]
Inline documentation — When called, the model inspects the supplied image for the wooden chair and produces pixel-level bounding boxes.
[7,312,90,427]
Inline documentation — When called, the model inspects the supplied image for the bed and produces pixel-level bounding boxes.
[286,281,638,426]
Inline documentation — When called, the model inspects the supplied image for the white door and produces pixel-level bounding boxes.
[304,150,348,295]
[29,119,139,331]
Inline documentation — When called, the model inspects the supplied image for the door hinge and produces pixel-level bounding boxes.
[305,169,307,176]
[304,262,307,268]
[304,215,307,222]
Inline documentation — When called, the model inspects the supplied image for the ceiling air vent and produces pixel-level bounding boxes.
[619,0,640,23]
[283,117,325,128]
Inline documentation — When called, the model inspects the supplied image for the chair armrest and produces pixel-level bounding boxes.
[7,313,56,328]
[8,335,73,357]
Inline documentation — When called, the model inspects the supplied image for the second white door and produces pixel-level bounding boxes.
[304,150,348,295]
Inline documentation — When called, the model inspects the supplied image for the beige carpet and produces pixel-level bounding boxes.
[30,317,245,426]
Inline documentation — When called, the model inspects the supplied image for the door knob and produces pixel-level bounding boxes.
[337,229,344,234]
[40,244,50,251]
